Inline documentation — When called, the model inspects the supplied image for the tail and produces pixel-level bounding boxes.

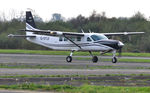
[26,11,38,36]
[8,11,37,38]
[26,11,37,30]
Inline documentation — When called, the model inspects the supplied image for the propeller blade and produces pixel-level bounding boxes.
[118,48,122,57]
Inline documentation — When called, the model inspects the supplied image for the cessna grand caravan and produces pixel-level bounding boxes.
[8,11,144,63]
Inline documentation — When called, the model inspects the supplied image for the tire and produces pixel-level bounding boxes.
[66,56,72,63]
[112,57,117,63]
[92,56,98,63]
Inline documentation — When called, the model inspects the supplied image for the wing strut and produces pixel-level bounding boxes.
[63,35,81,49]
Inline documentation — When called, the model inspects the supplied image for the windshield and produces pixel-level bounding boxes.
[91,34,108,41]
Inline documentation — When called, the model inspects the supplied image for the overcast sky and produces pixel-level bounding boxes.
[1,0,150,21]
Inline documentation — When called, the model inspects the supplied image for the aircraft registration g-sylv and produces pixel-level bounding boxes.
[8,11,144,63]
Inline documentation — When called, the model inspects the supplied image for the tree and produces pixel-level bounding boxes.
[51,13,65,21]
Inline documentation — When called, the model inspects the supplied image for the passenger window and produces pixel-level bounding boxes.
[77,37,81,41]
[70,37,75,41]
[64,37,68,41]
[59,37,63,41]
[87,37,92,42]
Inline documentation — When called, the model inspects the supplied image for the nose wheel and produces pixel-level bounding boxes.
[66,56,72,63]
[112,50,117,63]
[112,57,117,63]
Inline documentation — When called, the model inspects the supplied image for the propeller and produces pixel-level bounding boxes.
[118,41,124,57]
[118,48,122,57]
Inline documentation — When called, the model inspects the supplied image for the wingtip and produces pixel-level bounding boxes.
[8,34,14,37]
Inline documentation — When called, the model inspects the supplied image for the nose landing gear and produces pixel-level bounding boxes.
[112,57,117,63]
[112,50,117,63]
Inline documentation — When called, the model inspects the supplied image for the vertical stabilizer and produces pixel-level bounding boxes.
[26,11,37,30]
[26,11,37,36]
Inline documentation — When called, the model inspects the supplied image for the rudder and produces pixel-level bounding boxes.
[26,11,37,29]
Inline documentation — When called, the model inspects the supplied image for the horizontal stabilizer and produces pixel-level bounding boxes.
[8,34,36,38]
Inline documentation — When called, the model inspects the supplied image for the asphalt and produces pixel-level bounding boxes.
[0,54,150,75]
[0,68,150,75]
[0,90,55,93]
[0,54,150,92]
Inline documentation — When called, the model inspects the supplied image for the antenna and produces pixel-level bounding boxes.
[81,29,85,33]
[88,29,92,33]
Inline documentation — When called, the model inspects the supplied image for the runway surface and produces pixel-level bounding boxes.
[0,68,150,75]
[0,54,150,75]
[0,90,51,93]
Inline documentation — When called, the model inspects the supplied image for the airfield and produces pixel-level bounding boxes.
[0,53,150,75]
[0,53,150,92]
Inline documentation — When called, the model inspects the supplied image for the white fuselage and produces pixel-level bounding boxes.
[26,33,113,51]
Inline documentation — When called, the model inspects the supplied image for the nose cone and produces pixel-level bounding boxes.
[118,41,124,48]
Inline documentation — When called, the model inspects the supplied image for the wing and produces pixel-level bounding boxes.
[102,32,145,36]
[21,29,84,37]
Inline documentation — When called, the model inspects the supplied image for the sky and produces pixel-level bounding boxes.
[1,0,150,21]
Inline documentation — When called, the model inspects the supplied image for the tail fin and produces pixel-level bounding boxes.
[26,11,37,30]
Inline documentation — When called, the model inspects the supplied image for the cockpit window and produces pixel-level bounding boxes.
[87,37,92,42]
[91,34,108,41]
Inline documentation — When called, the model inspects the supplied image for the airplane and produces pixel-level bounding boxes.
[8,11,144,63]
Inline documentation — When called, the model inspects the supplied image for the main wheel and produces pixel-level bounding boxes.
[66,56,72,63]
[92,56,98,63]
[112,57,117,63]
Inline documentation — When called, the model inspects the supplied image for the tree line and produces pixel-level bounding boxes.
[0,11,149,52]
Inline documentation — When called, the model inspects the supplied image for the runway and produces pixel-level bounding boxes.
[0,90,51,93]
[0,68,150,75]
[0,54,150,75]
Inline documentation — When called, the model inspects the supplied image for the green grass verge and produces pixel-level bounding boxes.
[0,83,150,93]
[0,74,148,78]
[0,64,124,69]
[0,49,150,57]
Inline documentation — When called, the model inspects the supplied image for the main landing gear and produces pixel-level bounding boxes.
[89,51,98,63]
[66,50,74,63]
[66,50,99,63]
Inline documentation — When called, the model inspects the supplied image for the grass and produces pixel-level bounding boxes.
[0,83,150,93]
[0,64,120,69]
[0,74,148,78]
[0,63,81,69]
[0,49,150,57]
